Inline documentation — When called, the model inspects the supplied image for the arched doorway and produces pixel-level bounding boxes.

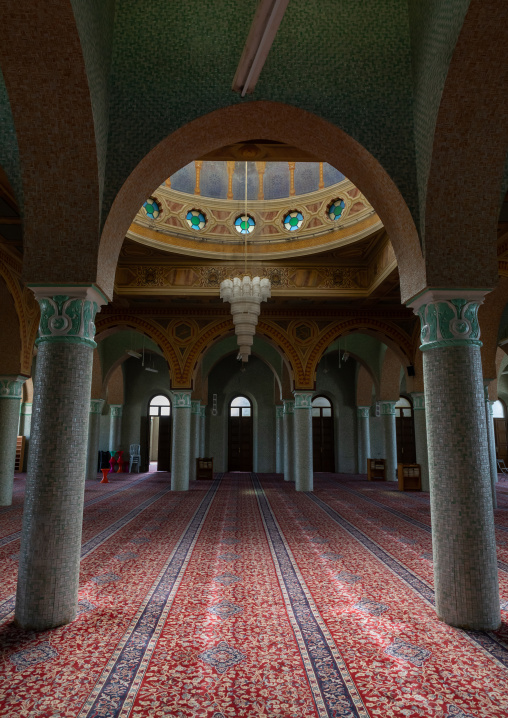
[312,395,335,472]
[149,394,171,471]
[395,396,416,464]
[228,395,253,472]
[493,399,508,463]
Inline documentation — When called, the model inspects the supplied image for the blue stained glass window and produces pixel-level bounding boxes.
[186,209,206,230]
[328,199,345,221]
[143,198,161,220]
[283,210,304,232]
[234,214,255,235]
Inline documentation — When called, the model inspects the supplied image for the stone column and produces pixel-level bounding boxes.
[15,286,106,630]
[380,400,397,481]
[200,405,206,457]
[409,290,500,630]
[283,399,294,482]
[356,406,370,474]
[275,405,284,474]
[171,390,192,491]
[0,376,26,505]
[411,392,430,492]
[108,404,123,453]
[189,400,201,481]
[484,386,498,509]
[293,391,313,492]
[86,399,104,480]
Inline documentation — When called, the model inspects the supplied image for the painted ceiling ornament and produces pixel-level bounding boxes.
[186,209,206,230]
[328,198,345,221]
[143,197,161,220]
[283,210,304,232]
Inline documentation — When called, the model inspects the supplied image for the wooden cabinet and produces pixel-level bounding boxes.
[14,436,26,473]
[397,463,421,491]
[367,458,386,481]
[196,457,213,480]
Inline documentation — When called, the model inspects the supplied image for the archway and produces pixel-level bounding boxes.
[228,395,253,472]
[395,395,416,464]
[312,395,334,472]
[148,394,172,471]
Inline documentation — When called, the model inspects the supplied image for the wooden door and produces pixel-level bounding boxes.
[494,418,508,462]
[157,416,172,471]
[312,399,335,472]
[395,399,416,464]
[228,409,253,471]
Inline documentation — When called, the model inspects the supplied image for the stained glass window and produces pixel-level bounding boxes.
[328,198,345,221]
[143,198,161,220]
[234,214,255,235]
[283,210,304,232]
[186,209,206,231]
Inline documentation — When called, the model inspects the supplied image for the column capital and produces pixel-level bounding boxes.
[29,285,108,349]
[20,402,33,415]
[0,375,26,399]
[379,400,397,416]
[191,400,201,414]
[173,390,192,408]
[411,392,425,411]
[200,405,206,418]
[407,289,488,352]
[109,404,123,417]
[357,406,370,418]
[276,405,284,419]
[293,391,313,409]
[90,399,105,414]
[283,399,294,414]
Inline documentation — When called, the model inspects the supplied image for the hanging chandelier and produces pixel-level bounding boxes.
[220,162,271,362]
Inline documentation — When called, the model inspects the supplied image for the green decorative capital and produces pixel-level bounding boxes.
[357,406,370,419]
[486,400,494,417]
[0,375,26,399]
[191,400,201,414]
[276,405,284,419]
[283,399,294,415]
[293,391,313,409]
[30,285,107,349]
[110,404,123,418]
[173,390,192,408]
[200,405,206,418]
[407,289,487,352]
[379,400,396,416]
[20,402,33,415]
[411,392,425,411]
[90,399,104,414]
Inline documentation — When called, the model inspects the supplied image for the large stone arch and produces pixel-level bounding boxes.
[479,277,508,381]
[422,0,508,290]
[356,364,375,407]
[98,102,423,301]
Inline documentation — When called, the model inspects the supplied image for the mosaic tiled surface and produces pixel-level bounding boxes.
[0,394,22,505]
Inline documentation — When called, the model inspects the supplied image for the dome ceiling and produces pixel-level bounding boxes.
[127,160,382,260]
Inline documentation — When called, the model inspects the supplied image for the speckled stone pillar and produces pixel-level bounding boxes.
[356,406,370,475]
[484,387,498,509]
[200,405,206,457]
[411,392,429,492]
[189,401,201,480]
[283,399,294,482]
[293,391,313,492]
[0,377,26,505]
[15,286,106,631]
[380,401,397,481]
[86,399,104,480]
[409,290,500,630]
[171,391,192,491]
[275,405,284,474]
[108,404,123,453]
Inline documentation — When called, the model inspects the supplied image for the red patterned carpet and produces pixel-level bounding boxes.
[0,471,507,717]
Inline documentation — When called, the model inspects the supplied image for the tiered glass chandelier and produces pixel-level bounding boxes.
[220,162,271,362]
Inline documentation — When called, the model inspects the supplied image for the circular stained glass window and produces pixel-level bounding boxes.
[143,197,161,220]
[328,198,345,221]
[186,209,206,231]
[283,210,304,232]
[234,214,255,235]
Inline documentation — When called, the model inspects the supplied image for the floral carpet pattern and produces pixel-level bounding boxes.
[0,471,507,717]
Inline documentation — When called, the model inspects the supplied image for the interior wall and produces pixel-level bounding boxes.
[207,354,275,473]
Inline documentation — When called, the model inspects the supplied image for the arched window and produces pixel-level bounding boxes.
[312,395,332,417]
[395,396,411,417]
[493,400,505,419]
[230,395,251,417]
[395,396,416,463]
[149,394,170,417]
[312,395,334,472]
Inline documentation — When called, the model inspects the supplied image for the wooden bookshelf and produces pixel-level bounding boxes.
[196,457,213,480]
[14,436,26,473]
[397,463,421,491]
[367,458,386,481]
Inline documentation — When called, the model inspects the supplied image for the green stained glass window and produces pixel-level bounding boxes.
[283,210,304,232]
[234,214,255,235]
[143,198,161,220]
[186,209,206,231]
[328,199,345,221]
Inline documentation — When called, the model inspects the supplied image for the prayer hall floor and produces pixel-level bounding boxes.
[0,471,507,717]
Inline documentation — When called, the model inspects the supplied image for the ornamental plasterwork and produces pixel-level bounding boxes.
[127,178,380,260]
